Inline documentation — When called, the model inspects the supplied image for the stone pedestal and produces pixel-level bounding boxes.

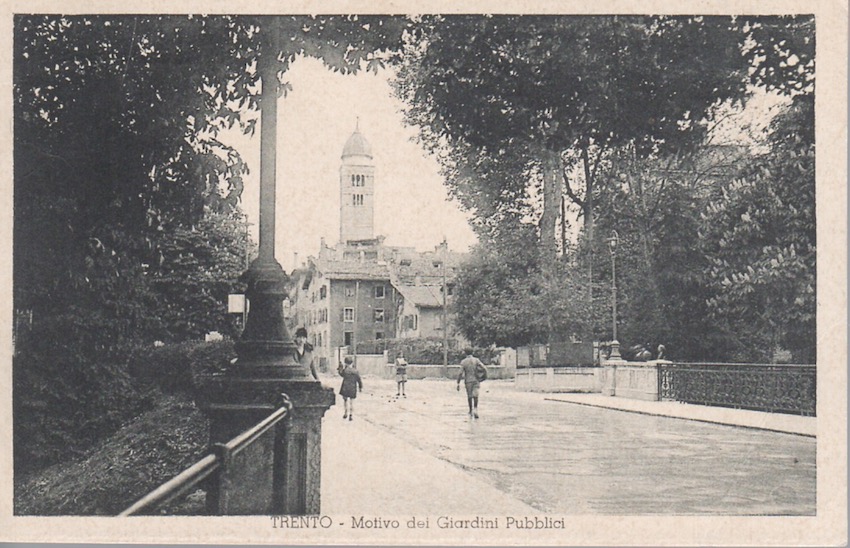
[202,376,334,515]
[613,361,661,401]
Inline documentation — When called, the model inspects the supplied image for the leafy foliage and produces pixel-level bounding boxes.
[700,97,815,362]
[356,337,500,365]
[148,211,250,342]
[451,223,594,347]
[13,15,412,477]
[393,15,750,246]
[394,15,814,362]
[591,146,751,359]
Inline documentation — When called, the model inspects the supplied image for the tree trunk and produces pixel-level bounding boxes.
[582,145,594,331]
[539,148,563,342]
[540,149,562,264]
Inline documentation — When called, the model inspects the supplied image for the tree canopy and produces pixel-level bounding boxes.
[394,15,751,245]
[13,14,413,473]
[395,15,815,360]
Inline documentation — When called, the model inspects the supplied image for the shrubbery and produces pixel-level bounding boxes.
[128,340,234,392]
[356,337,499,365]
[14,337,235,477]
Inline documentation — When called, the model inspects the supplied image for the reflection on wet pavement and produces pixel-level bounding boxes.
[355,378,816,515]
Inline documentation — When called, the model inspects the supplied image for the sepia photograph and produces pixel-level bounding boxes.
[2,2,846,546]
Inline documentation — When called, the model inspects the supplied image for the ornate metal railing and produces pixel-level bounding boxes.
[119,394,293,516]
[659,363,815,416]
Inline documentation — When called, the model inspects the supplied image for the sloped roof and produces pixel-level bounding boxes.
[395,284,444,308]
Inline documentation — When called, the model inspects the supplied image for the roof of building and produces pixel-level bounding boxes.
[316,257,390,281]
[391,250,464,286]
[395,284,444,308]
[341,127,373,160]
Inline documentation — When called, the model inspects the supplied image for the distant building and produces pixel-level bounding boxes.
[289,122,468,369]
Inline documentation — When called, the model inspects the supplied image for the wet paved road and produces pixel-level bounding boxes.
[343,377,815,515]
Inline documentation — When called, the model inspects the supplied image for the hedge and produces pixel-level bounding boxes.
[14,338,235,476]
[355,337,499,365]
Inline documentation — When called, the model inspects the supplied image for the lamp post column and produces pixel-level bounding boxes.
[442,238,448,368]
[201,18,334,515]
[601,230,624,397]
[608,230,621,360]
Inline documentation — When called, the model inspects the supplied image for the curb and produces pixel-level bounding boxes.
[544,397,816,438]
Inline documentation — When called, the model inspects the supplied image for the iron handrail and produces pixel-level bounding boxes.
[118,454,220,516]
[226,396,293,458]
[119,393,293,516]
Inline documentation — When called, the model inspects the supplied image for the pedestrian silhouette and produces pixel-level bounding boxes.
[338,356,363,421]
[456,348,487,419]
[395,350,408,397]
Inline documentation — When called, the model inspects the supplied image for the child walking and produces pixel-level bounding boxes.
[395,351,408,397]
[338,356,363,421]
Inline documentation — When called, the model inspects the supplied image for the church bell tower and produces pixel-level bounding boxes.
[339,120,375,243]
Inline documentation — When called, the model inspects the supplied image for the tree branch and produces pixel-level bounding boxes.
[560,161,585,210]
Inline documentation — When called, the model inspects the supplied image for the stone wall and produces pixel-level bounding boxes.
[601,359,664,401]
[514,366,601,392]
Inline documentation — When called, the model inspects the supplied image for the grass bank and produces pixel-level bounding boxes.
[14,390,209,515]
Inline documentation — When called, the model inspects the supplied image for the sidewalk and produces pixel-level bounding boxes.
[540,392,816,437]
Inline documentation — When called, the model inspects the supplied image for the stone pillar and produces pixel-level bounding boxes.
[200,18,334,516]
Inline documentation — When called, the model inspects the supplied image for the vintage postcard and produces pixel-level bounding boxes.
[1,0,846,546]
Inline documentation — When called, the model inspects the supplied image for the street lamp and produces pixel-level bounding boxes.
[607,230,621,360]
[441,237,449,368]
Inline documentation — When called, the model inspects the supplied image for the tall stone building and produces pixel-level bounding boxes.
[289,123,468,370]
[339,120,375,243]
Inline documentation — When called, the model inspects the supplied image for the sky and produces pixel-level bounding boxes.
[223,56,478,272]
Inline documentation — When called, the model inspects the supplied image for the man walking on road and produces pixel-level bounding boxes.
[457,348,487,418]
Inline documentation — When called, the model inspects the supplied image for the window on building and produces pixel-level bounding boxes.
[374,309,384,323]
[447,283,455,296]
[376,331,384,340]
[317,332,323,348]
[352,194,363,206]
[344,331,354,347]
[345,286,355,297]
[375,285,385,299]
[320,286,327,299]
[344,308,355,322]
[405,314,418,330]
